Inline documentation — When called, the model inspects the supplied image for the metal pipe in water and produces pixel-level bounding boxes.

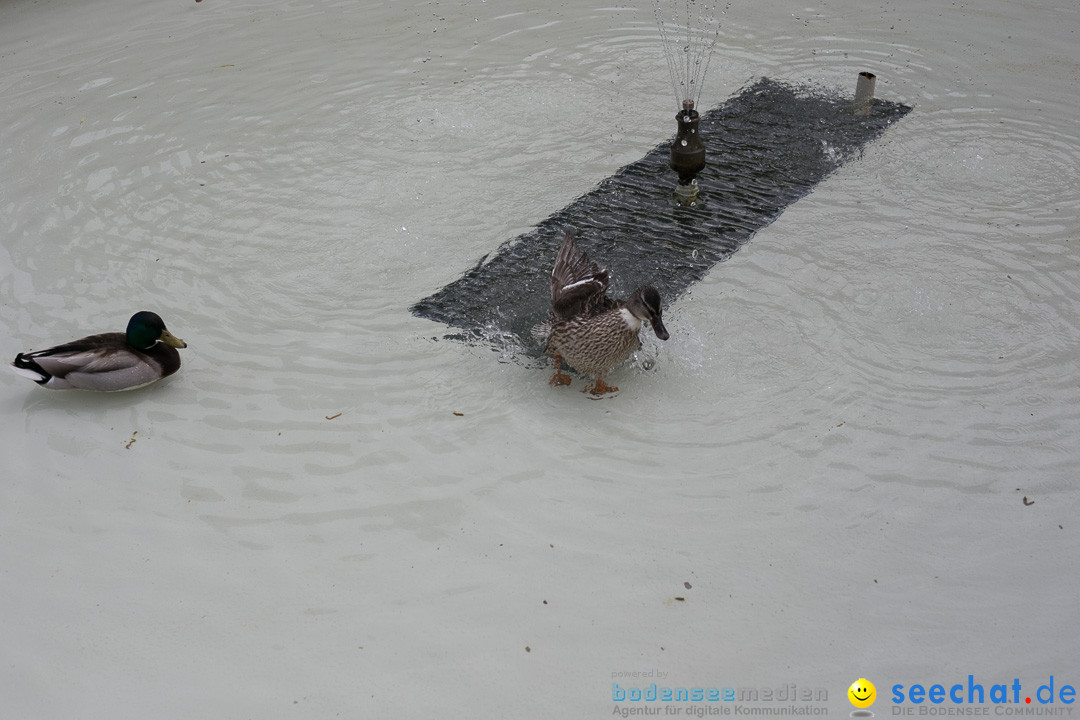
[854,71,876,115]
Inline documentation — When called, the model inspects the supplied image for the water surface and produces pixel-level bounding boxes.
[2,0,1078,716]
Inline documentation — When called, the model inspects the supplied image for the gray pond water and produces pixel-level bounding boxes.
[2,0,1078,717]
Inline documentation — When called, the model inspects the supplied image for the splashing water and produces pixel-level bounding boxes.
[654,0,726,110]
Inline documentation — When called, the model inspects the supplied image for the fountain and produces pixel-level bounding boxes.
[412,12,913,352]
[654,0,726,205]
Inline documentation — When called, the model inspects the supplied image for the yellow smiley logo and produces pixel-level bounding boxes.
[848,678,876,709]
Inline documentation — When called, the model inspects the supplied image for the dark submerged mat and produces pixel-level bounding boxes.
[412,77,911,351]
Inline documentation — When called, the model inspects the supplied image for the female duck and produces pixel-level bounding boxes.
[11,311,187,391]
[541,232,669,395]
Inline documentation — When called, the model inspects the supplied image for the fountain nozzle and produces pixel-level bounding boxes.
[670,99,706,206]
[670,101,706,186]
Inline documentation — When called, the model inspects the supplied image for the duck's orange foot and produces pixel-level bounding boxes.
[548,355,572,387]
[583,377,619,396]
[549,370,572,387]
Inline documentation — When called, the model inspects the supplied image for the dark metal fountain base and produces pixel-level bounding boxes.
[411,77,911,351]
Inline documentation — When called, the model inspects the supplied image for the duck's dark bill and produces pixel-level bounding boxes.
[651,319,670,342]
[412,77,911,352]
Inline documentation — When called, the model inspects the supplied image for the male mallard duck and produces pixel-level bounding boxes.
[540,231,669,395]
[11,311,187,391]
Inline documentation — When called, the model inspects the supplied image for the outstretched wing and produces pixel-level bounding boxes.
[549,231,611,320]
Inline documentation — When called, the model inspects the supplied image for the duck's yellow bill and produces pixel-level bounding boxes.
[160,329,187,348]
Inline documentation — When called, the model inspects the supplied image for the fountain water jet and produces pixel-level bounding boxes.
[654,0,726,205]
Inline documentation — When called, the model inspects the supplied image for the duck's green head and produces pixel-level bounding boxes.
[127,311,187,350]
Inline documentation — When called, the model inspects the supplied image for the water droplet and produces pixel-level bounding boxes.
[681,139,688,146]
